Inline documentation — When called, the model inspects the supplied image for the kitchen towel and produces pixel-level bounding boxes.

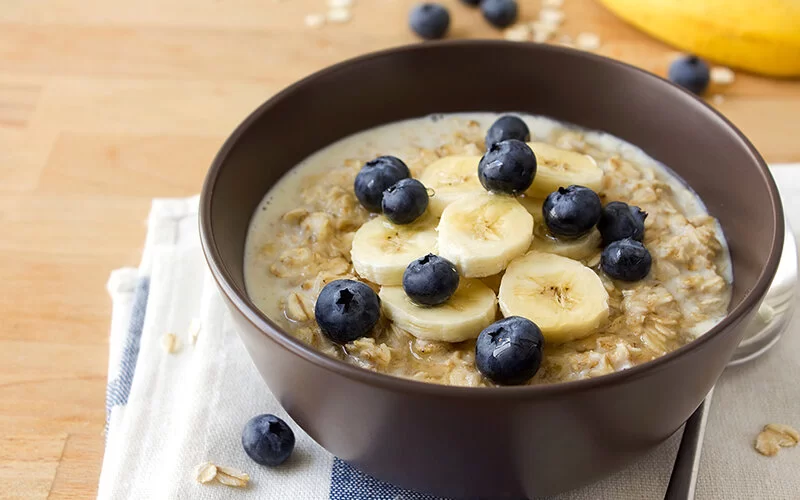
[97,166,800,499]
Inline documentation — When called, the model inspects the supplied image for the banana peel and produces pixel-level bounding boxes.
[597,0,800,77]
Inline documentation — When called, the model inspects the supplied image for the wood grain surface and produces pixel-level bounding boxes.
[1,0,798,498]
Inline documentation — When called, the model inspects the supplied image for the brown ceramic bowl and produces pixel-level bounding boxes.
[199,41,783,498]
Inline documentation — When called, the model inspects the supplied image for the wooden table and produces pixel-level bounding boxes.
[1,0,798,497]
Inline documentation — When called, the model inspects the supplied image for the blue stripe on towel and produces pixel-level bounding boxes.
[105,277,150,427]
[329,458,446,500]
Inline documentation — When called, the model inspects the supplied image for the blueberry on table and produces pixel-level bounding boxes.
[354,156,410,213]
[601,238,652,282]
[242,414,295,466]
[668,55,711,95]
[460,0,481,6]
[543,185,602,239]
[485,115,531,150]
[597,201,647,246]
[409,3,451,40]
[481,0,518,28]
[403,254,460,306]
[476,316,545,386]
[382,178,430,225]
[478,139,537,194]
[314,279,381,343]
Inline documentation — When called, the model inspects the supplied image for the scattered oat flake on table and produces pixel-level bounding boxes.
[710,66,736,85]
[327,7,352,23]
[195,462,218,484]
[215,465,250,488]
[755,424,799,456]
[328,0,353,6]
[530,21,557,41]
[531,27,554,43]
[542,0,564,6]
[575,32,600,51]
[161,333,180,354]
[756,432,781,456]
[195,462,250,487]
[305,13,326,28]
[504,24,531,42]
[765,424,800,444]
[556,34,574,47]
[539,8,565,26]
[188,318,202,346]
[530,20,556,32]
[711,94,725,105]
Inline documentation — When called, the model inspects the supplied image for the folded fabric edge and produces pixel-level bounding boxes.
[139,195,200,275]
[104,196,201,436]
[106,268,139,296]
[105,276,150,432]
[105,267,139,387]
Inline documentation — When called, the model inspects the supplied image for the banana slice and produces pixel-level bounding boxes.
[499,252,609,344]
[351,214,438,285]
[418,156,485,215]
[525,142,604,198]
[380,278,497,342]
[438,193,534,278]
[530,227,602,261]
[517,195,545,224]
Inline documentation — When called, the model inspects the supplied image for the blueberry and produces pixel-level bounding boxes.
[597,201,647,246]
[668,55,710,95]
[403,254,460,306]
[481,0,518,28]
[542,185,602,239]
[476,316,544,385]
[601,238,652,281]
[409,3,450,40]
[460,0,481,6]
[354,156,410,213]
[478,139,537,194]
[382,178,429,225]
[314,279,380,343]
[485,115,531,150]
[242,414,295,466]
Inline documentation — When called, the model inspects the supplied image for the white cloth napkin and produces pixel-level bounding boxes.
[98,166,800,500]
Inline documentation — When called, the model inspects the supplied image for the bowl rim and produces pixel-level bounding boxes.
[199,40,784,399]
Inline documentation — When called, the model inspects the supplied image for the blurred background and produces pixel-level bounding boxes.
[1,0,797,497]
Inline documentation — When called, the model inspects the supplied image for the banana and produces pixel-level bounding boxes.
[499,252,609,344]
[520,194,602,260]
[525,142,604,198]
[351,214,438,285]
[379,278,497,342]
[418,156,485,215]
[437,193,534,278]
[530,227,602,261]
[598,0,800,77]
[517,195,545,224]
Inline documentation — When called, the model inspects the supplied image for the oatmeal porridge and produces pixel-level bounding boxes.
[243,113,732,387]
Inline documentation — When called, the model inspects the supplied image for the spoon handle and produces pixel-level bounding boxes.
[664,387,715,500]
